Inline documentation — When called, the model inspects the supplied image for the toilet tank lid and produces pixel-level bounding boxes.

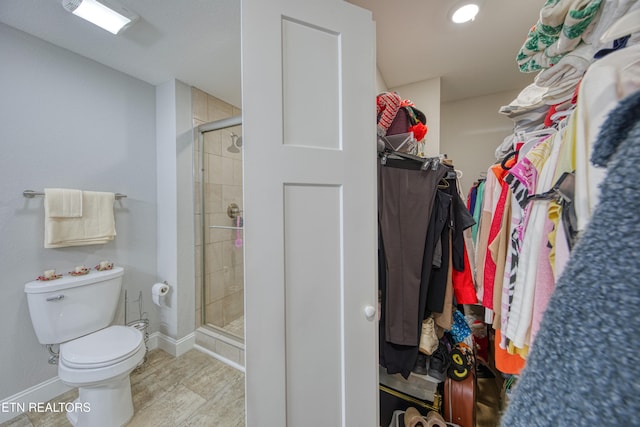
[24,266,124,294]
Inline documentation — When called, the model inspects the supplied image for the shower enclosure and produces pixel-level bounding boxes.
[193,90,245,346]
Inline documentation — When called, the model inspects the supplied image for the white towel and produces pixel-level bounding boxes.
[44,188,83,218]
[45,191,116,248]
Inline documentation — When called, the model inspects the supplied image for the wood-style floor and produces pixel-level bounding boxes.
[1,349,245,427]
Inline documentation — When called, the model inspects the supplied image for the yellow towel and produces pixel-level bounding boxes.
[45,191,116,248]
[44,188,83,218]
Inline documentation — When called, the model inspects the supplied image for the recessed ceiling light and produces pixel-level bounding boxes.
[61,0,139,35]
[450,2,480,24]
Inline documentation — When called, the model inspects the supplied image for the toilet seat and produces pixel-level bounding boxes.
[60,325,143,369]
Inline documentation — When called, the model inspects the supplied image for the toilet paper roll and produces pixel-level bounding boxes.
[152,282,169,307]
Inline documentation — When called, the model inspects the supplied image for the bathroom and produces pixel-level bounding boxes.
[0,0,247,423]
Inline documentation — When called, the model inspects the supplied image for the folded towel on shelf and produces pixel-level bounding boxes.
[44,188,83,218]
[45,191,116,248]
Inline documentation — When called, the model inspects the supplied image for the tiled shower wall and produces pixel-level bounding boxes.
[192,87,244,338]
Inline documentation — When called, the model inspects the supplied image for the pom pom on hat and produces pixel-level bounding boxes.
[409,123,428,142]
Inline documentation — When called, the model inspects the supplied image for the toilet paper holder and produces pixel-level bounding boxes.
[124,290,149,367]
[152,282,170,307]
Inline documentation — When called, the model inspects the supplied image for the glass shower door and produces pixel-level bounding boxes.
[195,111,244,341]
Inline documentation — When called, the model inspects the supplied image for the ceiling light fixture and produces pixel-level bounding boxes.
[450,1,481,24]
[61,0,139,35]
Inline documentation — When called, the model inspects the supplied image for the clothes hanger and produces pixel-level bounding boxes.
[380,149,442,171]
[438,179,450,189]
[500,150,518,170]
[549,108,574,122]
[520,127,557,140]
[526,171,575,204]
[515,126,557,157]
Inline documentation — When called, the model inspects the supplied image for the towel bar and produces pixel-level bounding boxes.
[23,190,127,200]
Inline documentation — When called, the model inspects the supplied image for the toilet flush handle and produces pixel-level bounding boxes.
[46,294,65,302]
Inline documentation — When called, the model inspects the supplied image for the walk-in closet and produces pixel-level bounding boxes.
[373,1,640,426]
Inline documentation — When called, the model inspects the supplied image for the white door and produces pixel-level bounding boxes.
[241,0,378,425]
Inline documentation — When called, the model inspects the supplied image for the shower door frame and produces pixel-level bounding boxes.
[197,115,243,340]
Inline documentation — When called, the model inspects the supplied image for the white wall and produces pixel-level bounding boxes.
[440,89,520,194]
[156,79,196,342]
[375,67,388,94]
[390,77,441,157]
[0,23,158,404]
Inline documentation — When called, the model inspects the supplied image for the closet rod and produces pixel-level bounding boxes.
[23,190,127,200]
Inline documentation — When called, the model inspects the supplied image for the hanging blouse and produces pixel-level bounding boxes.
[574,43,640,231]
[499,135,553,350]
[506,131,564,352]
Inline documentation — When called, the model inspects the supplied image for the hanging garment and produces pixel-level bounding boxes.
[490,191,512,328]
[471,180,485,244]
[467,183,478,215]
[481,163,512,310]
[423,190,453,315]
[529,216,556,344]
[452,242,477,305]
[378,161,447,346]
[493,329,526,375]
[547,111,578,276]
[500,135,553,350]
[433,233,455,331]
[379,172,450,378]
[505,131,563,352]
[474,170,501,303]
[447,175,477,306]
[573,43,640,232]
[500,89,640,427]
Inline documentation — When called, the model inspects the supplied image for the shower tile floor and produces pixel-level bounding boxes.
[1,349,245,427]
[222,316,244,339]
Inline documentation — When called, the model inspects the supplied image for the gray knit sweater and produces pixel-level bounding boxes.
[501,90,640,426]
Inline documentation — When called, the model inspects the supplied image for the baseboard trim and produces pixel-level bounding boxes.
[194,344,245,373]
[0,376,72,424]
[149,331,196,357]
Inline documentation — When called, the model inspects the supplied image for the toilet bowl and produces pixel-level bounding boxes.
[59,326,145,427]
[24,267,147,427]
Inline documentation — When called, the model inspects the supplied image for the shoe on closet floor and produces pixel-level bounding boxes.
[419,316,439,355]
[427,342,449,382]
[404,406,427,427]
[425,410,447,427]
[412,353,430,375]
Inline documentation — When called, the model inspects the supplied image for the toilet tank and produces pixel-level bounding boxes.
[24,267,124,345]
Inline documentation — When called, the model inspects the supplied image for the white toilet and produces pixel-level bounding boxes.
[24,266,146,427]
